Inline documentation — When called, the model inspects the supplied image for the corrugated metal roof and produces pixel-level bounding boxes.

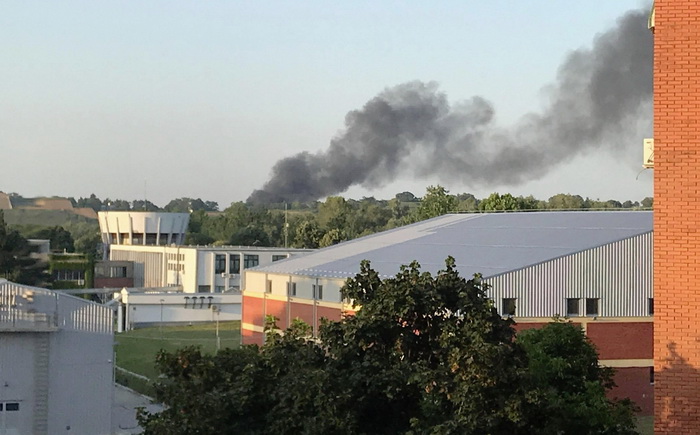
[253,211,652,280]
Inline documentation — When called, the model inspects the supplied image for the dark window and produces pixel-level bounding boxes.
[215,254,226,274]
[244,255,259,269]
[272,255,287,262]
[111,266,127,278]
[313,284,323,300]
[266,280,272,293]
[586,298,599,316]
[287,282,297,296]
[502,298,516,316]
[650,367,655,384]
[566,298,580,316]
[648,298,654,315]
[229,256,241,274]
[198,285,211,293]
[5,403,19,411]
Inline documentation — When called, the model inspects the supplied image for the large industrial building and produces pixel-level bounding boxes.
[242,211,654,414]
[0,279,113,434]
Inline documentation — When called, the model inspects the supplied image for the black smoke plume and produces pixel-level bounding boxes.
[248,9,652,204]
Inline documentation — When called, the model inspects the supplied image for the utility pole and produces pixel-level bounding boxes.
[284,203,289,248]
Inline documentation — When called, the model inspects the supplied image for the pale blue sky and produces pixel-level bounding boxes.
[1,1,651,206]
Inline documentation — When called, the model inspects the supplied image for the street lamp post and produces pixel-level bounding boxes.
[159,299,165,339]
[212,305,221,352]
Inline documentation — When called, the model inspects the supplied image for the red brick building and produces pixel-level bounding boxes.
[652,1,700,432]
[243,212,655,414]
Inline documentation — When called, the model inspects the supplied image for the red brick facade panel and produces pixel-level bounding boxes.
[289,301,314,326]
[587,322,653,360]
[317,306,342,323]
[266,299,289,330]
[242,329,263,346]
[242,296,264,326]
[609,367,653,416]
[94,277,134,288]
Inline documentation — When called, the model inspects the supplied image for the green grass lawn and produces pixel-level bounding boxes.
[115,321,241,380]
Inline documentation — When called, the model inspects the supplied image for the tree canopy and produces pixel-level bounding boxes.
[138,259,638,435]
[0,211,45,285]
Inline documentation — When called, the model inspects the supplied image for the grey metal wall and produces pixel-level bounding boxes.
[111,250,164,287]
[485,232,653,318]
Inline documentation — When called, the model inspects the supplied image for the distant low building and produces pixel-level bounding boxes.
[117,288,240,331]
[48,253,93,289]
[108,244,312,293]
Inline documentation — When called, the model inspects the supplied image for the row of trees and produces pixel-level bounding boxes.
[72,194,220,213]
[138,259,638,434]
[6,188,654,254]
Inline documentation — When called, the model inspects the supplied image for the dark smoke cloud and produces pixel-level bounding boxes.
[248,9,652,204]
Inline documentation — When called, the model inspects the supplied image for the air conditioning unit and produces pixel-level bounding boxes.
[643,138,654,168]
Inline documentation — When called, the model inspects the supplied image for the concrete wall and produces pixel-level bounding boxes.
[47,330,112,434]
[123,292,241,329]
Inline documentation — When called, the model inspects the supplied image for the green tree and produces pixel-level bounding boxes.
[317,196,351,230]
[104,198,131,210]
[479,192,520,211]
[229,225,270,246]
[75,193,104,212]
[394,191,418,202]
[548,193,585,209]
[641,197,653,208]
[414,185,458,220]
[164,197,219,213]
[26,226,75,252]
[518,319,638,434]
[318,228,346,248]
[131,200,161,211]
[139,259,639,434]
[294,219,324,248]
[0,211,45,285]
[455,192,479,211]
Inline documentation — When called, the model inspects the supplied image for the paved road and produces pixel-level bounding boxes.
[112,384,163,435]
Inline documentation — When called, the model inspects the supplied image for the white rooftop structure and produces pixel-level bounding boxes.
[98,211,190,246]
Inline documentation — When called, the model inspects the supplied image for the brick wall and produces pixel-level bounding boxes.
[654,1,700,432]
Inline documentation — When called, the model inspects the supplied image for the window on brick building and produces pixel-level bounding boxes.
[648,298,654,315]
[650,367,655,385]
[566,298,580,316]
[502,298,516,316]
[585,298,599,316]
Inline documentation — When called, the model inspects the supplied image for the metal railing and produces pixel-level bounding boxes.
[0,281,58,330]
[0,280,112,334]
